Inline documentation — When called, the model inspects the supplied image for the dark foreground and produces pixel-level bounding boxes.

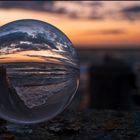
[0,109,140,140]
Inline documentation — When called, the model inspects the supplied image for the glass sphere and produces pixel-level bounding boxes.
[0,19,79,124]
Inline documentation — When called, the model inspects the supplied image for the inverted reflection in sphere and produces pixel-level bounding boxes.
[0,19,79,124]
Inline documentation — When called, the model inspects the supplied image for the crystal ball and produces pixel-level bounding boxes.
[0,19,79,124]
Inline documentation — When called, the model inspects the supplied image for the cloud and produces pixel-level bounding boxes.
[0,57,10,59]
[120,5,140,21]
[52,1,104,20]
[0,31,60,55]
[73,1,102,7]
[0,1,54,12]
[0,32,29,45]
[88,1,103,7]
[24,54,75,66]
[88,13,104,20]
[0,1,140,21]
[86,29,126,35]
[0,31,58,50]
[25,54,60,60]
[0,1,104,20]
[122,6,140,13]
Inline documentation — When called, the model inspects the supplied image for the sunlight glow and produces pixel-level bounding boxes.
[0,1,140,47]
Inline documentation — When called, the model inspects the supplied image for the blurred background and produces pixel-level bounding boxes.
[0,1,140,111]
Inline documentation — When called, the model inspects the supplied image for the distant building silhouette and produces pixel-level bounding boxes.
[89,55,137,110]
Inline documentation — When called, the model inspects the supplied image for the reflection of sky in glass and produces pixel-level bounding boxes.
[0,20,78,68]
[0,50,67,62]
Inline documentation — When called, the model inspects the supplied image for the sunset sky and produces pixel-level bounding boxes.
[0,1,140,47]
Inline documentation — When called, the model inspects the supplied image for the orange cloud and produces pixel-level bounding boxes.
[0,50,66,63]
